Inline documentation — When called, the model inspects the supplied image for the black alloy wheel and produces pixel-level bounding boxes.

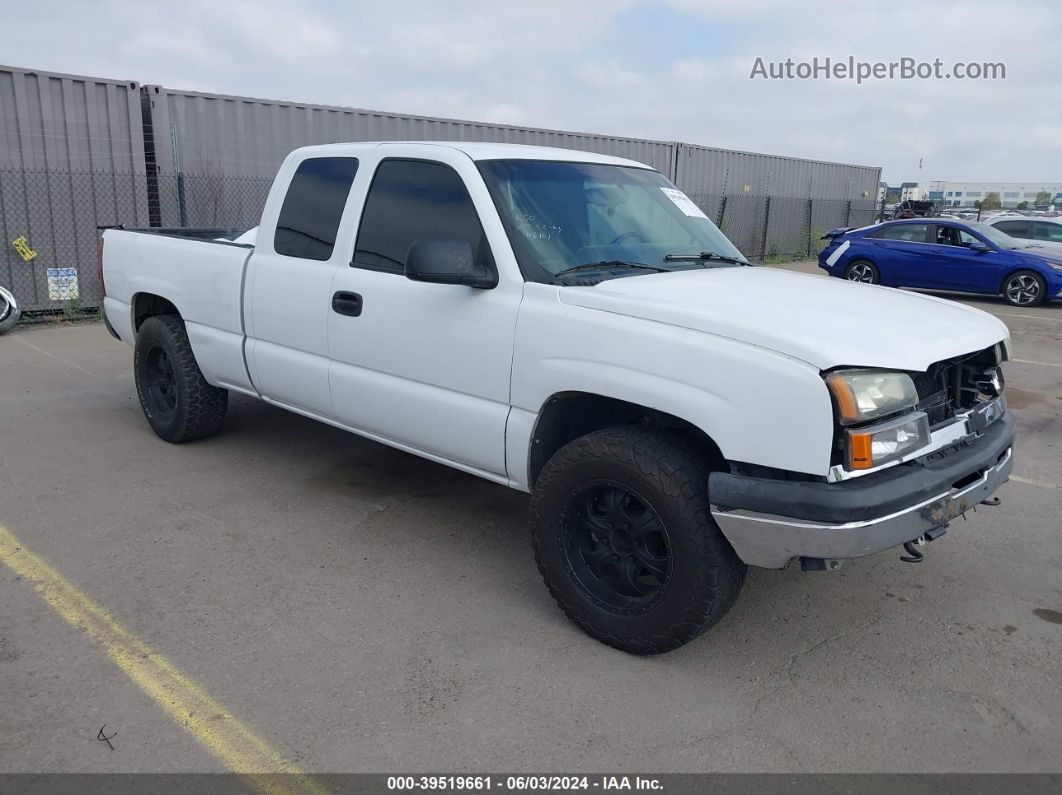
[561,482,672,614]
[143,344,179,419]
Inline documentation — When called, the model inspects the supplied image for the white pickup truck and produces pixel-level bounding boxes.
[101,142,1013,653]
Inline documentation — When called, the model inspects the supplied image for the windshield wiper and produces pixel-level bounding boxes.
[664,251,750,266]
[552,260,669,279]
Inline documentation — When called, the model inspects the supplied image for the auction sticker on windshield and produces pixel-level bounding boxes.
[660,187,709,219]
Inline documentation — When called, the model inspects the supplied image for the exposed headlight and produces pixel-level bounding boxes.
[825,370,919,425]
[846,412,931,470]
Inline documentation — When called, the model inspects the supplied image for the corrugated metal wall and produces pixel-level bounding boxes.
[141,86,881,201]
[0,65,149,311]
[674,143,879,200]
[141,85,678,179]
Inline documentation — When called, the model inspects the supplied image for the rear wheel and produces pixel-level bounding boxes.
[1002,270,1046,307]
[844,259,879,284]
[530,427,746,655]
[134,315,228,442]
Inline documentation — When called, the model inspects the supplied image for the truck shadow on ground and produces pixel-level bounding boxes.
[216,393,893,659]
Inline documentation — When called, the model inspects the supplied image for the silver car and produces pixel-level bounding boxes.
[988,216,1062,253]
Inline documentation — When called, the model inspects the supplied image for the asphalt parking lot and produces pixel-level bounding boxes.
[2,266,1060,776]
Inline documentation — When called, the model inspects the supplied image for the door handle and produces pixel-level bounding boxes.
[332,291,363,317]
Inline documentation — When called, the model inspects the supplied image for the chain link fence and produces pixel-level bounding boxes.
[1,169,272,322]
[2,167,877,326]
[687,192,879,262]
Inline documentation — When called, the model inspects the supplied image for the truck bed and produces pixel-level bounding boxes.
[101,227,257,394]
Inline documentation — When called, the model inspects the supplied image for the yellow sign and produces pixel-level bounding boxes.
[12,236,37,261]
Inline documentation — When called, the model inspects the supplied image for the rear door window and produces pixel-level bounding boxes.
[994,220,1031,238]
[872,224,929,242]
[274,157,359,260]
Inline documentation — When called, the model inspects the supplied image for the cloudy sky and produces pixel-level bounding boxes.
[3,0,1058,183]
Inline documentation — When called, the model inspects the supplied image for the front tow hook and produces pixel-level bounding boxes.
[900,525,948,563]
[900,539,925,563]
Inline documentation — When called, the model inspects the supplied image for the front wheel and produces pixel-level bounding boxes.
[134,314,228,442]
[844,259,879,284]
[530,427,746,654]
[1002,270,1046,307]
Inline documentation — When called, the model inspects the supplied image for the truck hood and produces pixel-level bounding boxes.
[558,267,1009,371]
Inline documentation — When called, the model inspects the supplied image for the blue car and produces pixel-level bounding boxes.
[818,218,1062,307]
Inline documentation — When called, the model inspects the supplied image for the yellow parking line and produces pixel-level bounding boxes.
[0,525,325,795]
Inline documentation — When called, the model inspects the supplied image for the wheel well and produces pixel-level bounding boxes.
[528,392,724,487]
[132,293,180,331]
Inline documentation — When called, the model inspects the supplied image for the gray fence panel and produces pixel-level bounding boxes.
[1,169,147,312]
[0,66,149,312]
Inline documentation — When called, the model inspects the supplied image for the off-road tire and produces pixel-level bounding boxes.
[134,314,227,442]
[530,426,747,654]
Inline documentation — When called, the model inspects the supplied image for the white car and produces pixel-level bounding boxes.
[100,142,1013,653]
[988,216,1062,253]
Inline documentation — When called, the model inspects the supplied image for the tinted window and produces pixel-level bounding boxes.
[353,159,492,273]
[1037,222,1062,242]
[994,220,1031,238]
[274,157,359,260]
[873,224,929,242]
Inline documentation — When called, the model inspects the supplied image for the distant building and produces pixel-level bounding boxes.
[879,182,928,203]
[899,182,925,202]
[927,181,1062,209]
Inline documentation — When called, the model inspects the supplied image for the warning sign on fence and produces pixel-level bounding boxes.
[46,268,79,301]
[11,235,37,261]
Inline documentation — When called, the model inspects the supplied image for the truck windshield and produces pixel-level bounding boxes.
[477,159,747,283]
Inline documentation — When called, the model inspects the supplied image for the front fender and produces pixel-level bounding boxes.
[509,286,835,486]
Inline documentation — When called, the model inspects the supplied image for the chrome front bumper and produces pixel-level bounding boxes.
[709,407,1014,570]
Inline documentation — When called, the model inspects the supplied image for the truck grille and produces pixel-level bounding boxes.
[911,344,1005,429]
[912,365,956,428]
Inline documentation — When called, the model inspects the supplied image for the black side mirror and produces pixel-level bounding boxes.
[404,238,497,289]
[968,239,991,253]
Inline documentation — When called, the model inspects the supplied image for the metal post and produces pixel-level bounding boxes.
[759,195,771,261]
[806,197,814,258]
[0,169,13,305]
[171,124,187,227]
[717,195,728,228]
[845,200,852,227]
